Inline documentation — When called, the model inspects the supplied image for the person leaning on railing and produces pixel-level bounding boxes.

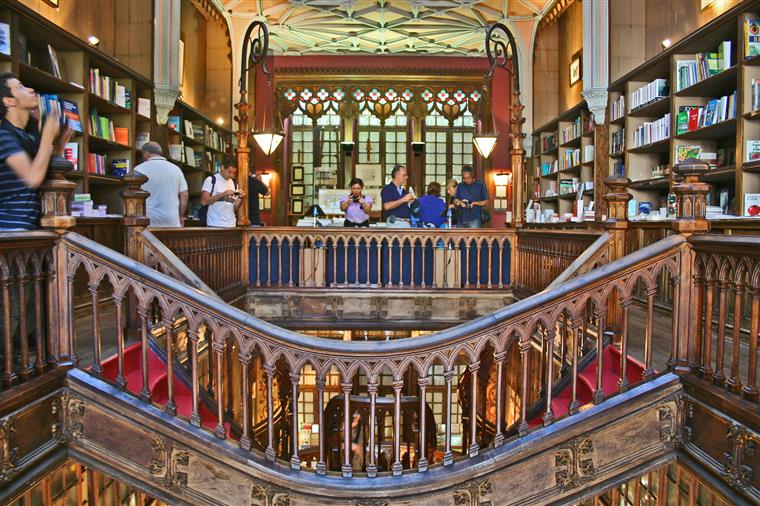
[417,181,446,227]
[0,72,72,231]
[453,165,489,228]
[340,177,373,227]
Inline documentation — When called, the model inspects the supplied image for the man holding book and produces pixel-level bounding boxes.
[135,141,189,227]
[0,73,72,230]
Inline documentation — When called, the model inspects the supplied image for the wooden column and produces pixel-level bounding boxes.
[417,376,428,472]
[509,91,526,228]
[235,93,252,226]
[366,379,378,477]
[341,380,353,478]
[493,351,507,447]
[122,172,150,333]
[391,378,404,476]
[603,175,631,336]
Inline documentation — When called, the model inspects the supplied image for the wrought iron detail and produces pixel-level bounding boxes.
[239,21,270,94]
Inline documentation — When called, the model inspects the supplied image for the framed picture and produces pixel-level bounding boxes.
[291,184,305,196]
[291,198,304,215]
[354,163,383,187]
[292,165,304,182]
[569,50,582,86]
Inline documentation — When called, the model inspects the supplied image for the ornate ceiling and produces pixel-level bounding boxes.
[223,0,552,55]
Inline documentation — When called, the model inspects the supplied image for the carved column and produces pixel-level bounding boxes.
[341,380,353,477]
[122,172,149,332]
[235,91,252,227]
[581,0,609,125]
[39,159,76,365]
[153,0,181,125]
[603,175,631,336]
[671,160,711,374]
[510,91,526,228]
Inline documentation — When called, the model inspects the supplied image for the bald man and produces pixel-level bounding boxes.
[134,142,188,227]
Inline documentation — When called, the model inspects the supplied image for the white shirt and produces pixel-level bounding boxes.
[135,156,188,228]
[202,175,237,227]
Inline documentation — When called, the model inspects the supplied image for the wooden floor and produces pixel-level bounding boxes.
[73,297,757,389]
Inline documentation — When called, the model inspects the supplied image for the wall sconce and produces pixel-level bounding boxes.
[87,35,100,47]
[340,141,354,154]
[260,171,272,187]
[493,172,511,186]
[661,39,672,49]
[411,141,425,154]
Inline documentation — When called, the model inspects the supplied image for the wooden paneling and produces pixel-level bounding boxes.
[532,21,559,128]
[17,0,153,79]
[180,0,206,110]
[558,0,583,113]
[203,19,232,125]
[609,0,647,82]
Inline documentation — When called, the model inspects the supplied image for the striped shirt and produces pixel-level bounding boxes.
[0,120,41,230]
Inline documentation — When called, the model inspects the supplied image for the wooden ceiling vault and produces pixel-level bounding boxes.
[222,0,553,56]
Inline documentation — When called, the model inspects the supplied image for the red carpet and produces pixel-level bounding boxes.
[101,342,231,436]
[529,344,647,426]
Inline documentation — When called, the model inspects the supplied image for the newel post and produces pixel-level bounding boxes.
[122,172,150,332]
[603,175,631,337]
[40,158,77,365]
[671,159,711,374]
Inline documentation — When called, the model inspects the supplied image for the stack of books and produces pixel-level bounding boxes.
[632,113,670,148]
[675,41,732,91]
[630,79,668,110]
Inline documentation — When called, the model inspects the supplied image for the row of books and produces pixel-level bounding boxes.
[541,134,557,153]
[559,148,580,171]
[37,94,83,133]
[72,194,109,218]
[674,91,737,135]
[632,113,670,148]
[86,153,129,176]
[541,160,558,177]
[582,145,594,163]
[89,68,132,109]
[611,95,625,122]
[559,115,592,144]
[89,110,129,145]
[750,79,760,113]
[168,115,230,152]
[674,41,732,92]
[611,129,625,155]
[630,79,668,110]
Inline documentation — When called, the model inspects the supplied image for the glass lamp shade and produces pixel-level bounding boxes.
[473,134,498,159]
[253,130,284,156]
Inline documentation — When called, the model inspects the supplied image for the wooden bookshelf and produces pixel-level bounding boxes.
[0,3,155,215]
[605,1,760,218]
[162,100,234,220]
[529,101,596,224]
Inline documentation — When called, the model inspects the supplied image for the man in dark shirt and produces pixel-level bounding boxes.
[453,165,489,228]
[247,172,270,225]
[0,73,70,230]
[380,164,414,221]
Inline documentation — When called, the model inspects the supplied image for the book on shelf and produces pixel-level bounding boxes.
[87,153,107,174]
[745,18,760,58]
[675,41,732,91]
[745,194,760,216]
[184,120,194,138]
[88,69,131,108]
[676,145,702,163]
[137,98,151,118]
[632,113,670,148]
[677,92,736,134]
[47,44,61,79]
[114,127,129,146]
[110,159,130,177]
[64,142,78,171]
[613,161,625,176]
[61,99,82,133]
[192,121,204,142]
[559,178,579,195]
[167,116,180,132]
[611,128,625,155]
[168,144,182,161]
[18,33,27,64]
[184,146,196,167]
[746,140,760,161]
[194,152,204,169]
[135,132,149,150]
[0,23,9,56]
[582,145,594,163]
[611,95,625,121]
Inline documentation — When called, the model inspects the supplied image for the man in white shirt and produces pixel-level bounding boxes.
[134,142,188,227]
[201,157,245,227]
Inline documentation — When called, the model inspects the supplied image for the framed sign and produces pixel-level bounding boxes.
[354,163,383,187]
[569,50,582,86]
[290,198,303,215]
[291,184,305,196]
[291,165,304,182]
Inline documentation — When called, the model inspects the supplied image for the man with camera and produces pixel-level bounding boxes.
[200,157,245,228]
[340,177,373,227]
[453,165,489,228]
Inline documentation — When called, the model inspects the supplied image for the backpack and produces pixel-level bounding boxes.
[199,174,237,226]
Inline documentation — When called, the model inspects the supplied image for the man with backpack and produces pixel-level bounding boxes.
[200,157,245,227]
[135,142,188,227]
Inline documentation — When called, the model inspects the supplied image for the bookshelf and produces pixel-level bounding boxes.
[529,101,596,224]
[0,3,154,215]
[606,1,760,220]
[163,100,234,220]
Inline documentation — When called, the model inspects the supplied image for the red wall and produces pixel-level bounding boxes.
[251,55,513,226]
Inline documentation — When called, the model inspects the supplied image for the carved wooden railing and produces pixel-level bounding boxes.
[150,228,246,302]
[545,232,611,292]
[0,232,59,391]
[59,227,694,478]
[245,227,512,290]
[512,229,602,298]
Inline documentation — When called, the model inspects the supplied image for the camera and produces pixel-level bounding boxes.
[233,190,242,197]
[351,195,360,203]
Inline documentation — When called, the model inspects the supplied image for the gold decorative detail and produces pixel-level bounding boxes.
[554,437,595,491]
[452,477,493,505]
[163,449,190,490]
[0,417,18,482]
[149,437,168,477]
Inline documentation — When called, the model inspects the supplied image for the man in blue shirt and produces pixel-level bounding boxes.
[453,165,489,228]
[0,73,70,230]
[381,164,415,221]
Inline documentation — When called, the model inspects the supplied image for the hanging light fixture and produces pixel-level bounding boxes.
[473,23,520,159]
[239,21,284,158]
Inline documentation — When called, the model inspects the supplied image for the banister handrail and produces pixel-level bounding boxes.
[545,232,611,291]
[141,229,221,301]
[61,230,686,357]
